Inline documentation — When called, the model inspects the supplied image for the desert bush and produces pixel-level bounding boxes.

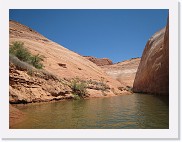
[100,77,110,92]
[70,78,88,98]
[10,54,60,81]
[10,54,60,79]
[30,54,44,69]
[118,86,133,92]
[9,41,44,69]
[9,54,35,72]
[10,42,31,62]
[86,78,110,92]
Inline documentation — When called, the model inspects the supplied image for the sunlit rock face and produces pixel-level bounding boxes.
[133,18,169,95]
[101,58,141,87]
[84,56,113,66]
[9,20,128,103]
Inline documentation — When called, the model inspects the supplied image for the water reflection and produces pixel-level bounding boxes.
[12,94,169,129]
[134,94,169,129]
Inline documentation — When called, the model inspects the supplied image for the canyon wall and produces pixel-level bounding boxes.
[102,58,140,87]
[9,20,130,103]
[84,56,113,66]
[133,19,169,95]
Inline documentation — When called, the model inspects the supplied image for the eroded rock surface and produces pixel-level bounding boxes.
[133,19,169,95]
[84,56,113,66]
[9,20,130,104]
[9,62,73,103]
[102,58,140,87]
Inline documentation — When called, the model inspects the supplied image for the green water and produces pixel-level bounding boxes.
[12,94,169,129]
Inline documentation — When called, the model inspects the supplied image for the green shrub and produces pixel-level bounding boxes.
[86,78,110,96]
[100,77,110,95]
[70,78,88,98]
[30,54,44,69]
[9,54,59,80]
[10,42,31,62]
[9,41,44,69]
[9,54,35,72]
[73,94,81,100]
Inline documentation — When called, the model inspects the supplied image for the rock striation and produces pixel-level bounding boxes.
[133,19,169,95]
[84,56,113,66]
[9,20,129,104]
[101,58,140,87]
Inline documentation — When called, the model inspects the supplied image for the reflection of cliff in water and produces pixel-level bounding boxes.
[134,93,169,129]
[153,95,169,106]
[12,94,169,129]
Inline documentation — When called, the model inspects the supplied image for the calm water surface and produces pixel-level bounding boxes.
[12,93,169,129]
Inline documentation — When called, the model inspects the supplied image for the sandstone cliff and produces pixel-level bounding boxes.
[9,20,129,104]
[102,58,140,87]
[84,56,113,66]
[133,19,169,95]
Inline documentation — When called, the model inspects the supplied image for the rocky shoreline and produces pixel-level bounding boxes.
[9,17,169,128]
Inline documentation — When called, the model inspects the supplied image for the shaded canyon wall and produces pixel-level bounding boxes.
[133,18,169,95]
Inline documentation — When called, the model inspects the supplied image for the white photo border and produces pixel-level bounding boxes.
[0,0,179,139]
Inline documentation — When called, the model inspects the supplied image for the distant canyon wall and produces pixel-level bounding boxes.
[84,56,113,66]
[133,18,169,95]
[84,56,141,88]
[101,58,140,87]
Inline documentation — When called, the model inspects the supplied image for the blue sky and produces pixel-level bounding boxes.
[10,9,168,63]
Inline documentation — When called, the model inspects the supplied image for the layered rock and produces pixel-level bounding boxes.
[84,56,113,66]
[9,20,129,103]
[133,19,169,95]
[9,61,73,103]
[102,58,140,87]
